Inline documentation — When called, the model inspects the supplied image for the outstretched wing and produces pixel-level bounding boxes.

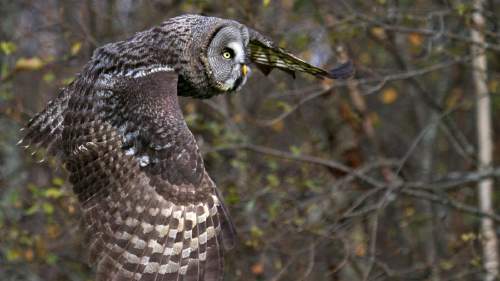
[23,71,234,281]
[248,28,354,79]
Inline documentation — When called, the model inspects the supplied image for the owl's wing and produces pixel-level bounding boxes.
[18,88,71,159]
[43,71,233,281]
[248,29,353,79]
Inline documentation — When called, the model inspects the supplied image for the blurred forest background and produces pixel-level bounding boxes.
[2,0,500,280]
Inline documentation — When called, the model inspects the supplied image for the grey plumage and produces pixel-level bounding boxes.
[19,14,352,281]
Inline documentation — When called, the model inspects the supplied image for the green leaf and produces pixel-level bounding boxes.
[25,204,39,215]
[0,41,17,55]
[1,62,9,78]
[267,160,278,171]
[43,72,56,83]
[250,225,264,238]
[15,57,44,71]
[266,174,280,188]
[7,189,20,206]
[44,188,63,199]
[51,177,64,187]
[46,253,58,265]
[304,179,320,190]
[456,3,466,16]
[268,201,280,220]
[276,101,292,113]
[70,42,82,56]
[226,185,240,205]
[289,145,301,156]
[28,184,44,198]
[42,202,54,215]
[6,248,21,261]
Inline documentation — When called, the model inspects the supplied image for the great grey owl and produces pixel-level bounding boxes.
[20,14,352,281]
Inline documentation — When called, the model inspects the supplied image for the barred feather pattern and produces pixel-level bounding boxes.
[58,70,233,281]
[248,29,354,79]
[18,90,71,160]
[65,133,226,281]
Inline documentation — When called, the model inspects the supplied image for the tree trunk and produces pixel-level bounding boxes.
[471,1,499,280]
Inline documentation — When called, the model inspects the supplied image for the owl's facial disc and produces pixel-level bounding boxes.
[207,25,250,92]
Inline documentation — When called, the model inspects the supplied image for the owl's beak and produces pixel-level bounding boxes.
[241,64,249,76]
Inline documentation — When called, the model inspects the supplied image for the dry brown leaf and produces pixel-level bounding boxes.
[381,87,398,104]
[408,32,424,46]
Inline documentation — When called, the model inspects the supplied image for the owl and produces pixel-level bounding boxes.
[20,14,352,281]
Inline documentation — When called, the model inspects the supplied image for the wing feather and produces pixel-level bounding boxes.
[248,29,354,79]
[21,70,234,281]
[19,88,71,160]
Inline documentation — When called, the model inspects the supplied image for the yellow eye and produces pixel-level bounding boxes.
[222,49,233,59]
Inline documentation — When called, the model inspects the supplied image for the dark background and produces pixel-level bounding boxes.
[1,0,500,280]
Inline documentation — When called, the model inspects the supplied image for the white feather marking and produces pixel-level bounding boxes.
[140,255,150,265]
[125,217,139,227]
[181,248,191,259]
[199,232,207,245]
[115,231,132,240]
[179,264,189,275]
[228,41,245,63]
[176,151,184,160]
[144,262,160,273]
[197,210,208,224]
[186,211,196,224]
[124,147,136,156]
[160,261,180,274]
[190,238,199,250]
[210,204,217,216]
[173,209,183,219]
[161,205,173,217]
[129,65,174,78]
[173,242,183,255]
[155,224,170,237]
[148,240,164,254]
[178,218,185,232]
[124,251,140,263]
[141,222,154,233]
[96,90,112,98]
[111,244,122,253]
[168,229,178,239]
[149,207,159,216]
[207,226,215,239]
[164,247,173,256]
[136,205,145,213]
[98,65,174,84]
[131,235,146,249]
[139,155,150,167]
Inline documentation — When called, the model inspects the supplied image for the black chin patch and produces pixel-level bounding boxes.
[231,75,244,91]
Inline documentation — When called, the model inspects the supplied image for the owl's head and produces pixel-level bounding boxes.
[153,15,352,98]
[161,15,252,98]
[204,23,250,92]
